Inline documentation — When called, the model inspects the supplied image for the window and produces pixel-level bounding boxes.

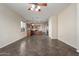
[20,21,26,32]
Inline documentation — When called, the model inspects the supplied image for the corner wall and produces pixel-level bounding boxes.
[76,4,79,52]
[0,4,27,48]
[48,16,58,39]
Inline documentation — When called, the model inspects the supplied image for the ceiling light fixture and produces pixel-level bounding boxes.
[28,3,47,12]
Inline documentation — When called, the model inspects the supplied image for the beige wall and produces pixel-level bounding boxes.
[0,4,27,48]
[58,4,77,48]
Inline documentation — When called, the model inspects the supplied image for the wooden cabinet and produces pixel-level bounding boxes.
[27,30,31,36]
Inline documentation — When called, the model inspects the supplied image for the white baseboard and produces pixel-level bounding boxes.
[0,36,26,48]
[76,50,79,53]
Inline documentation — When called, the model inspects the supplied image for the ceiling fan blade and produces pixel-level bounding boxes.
[29,3,47,6]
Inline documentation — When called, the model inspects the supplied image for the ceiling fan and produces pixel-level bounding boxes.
[30,3,47,6]
[28,3,47,12]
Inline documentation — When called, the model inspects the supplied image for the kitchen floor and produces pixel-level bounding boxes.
[0,35,79,56]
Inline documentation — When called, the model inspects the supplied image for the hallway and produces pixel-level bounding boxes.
[1,3,79,56]
[0,35,79,56]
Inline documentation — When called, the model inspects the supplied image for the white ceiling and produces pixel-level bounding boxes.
[4,3,70,23]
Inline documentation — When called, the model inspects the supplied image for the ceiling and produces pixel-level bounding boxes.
[4,3,70,23]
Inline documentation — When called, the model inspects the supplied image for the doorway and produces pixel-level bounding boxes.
[27,23,48,36]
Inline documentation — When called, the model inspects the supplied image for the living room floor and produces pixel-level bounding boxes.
[0,35,79,56]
